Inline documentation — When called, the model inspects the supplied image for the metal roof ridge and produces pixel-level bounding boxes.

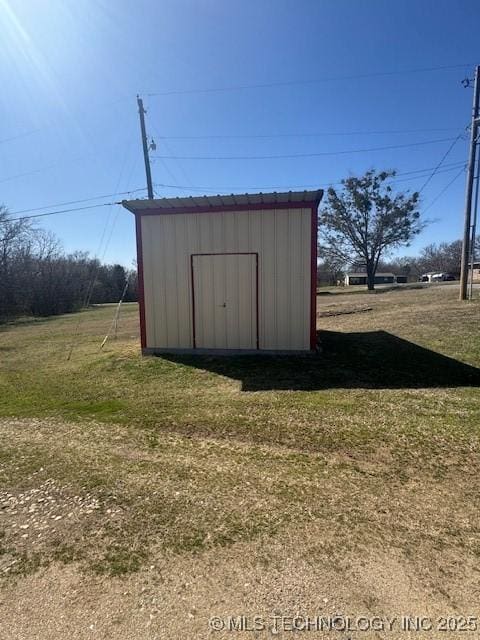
[122,188,323,210]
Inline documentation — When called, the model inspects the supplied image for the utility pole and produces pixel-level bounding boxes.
[459,65,480,300]
[468,148,480,300]
[137,95,154,199]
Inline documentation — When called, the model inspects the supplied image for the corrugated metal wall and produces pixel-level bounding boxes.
[141,207,312,351]
[192,253,257,349]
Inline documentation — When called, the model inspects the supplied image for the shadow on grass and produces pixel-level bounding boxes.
[161,330,480,391]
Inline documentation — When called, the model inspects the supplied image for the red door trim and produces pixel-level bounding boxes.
[135,214,147,350]
[190,252,259,350]
[310,204,318,351]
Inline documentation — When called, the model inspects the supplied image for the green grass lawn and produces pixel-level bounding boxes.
[0,286,479,581]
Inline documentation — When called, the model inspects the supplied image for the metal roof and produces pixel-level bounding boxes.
[122,189,323,212]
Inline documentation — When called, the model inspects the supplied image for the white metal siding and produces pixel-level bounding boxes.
[141,208,312,351]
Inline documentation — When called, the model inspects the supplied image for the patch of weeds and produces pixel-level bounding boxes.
[90,544,148,576]
[62,399,127,419]
[363,593,380,609]
[9,551,47,577]
[0,529,9,557]
[170,530,208,553]
[144,430,159,449]
[51,542,84,565]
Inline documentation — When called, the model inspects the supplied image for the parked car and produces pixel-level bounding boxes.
[419,272,456,283]
[431,273,456,282]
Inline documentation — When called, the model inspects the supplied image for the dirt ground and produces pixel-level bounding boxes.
[1,509,479,639]
[1,286,479,639]
[1,413,479,640]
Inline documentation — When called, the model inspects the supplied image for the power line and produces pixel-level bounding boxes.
[158,127,461,140]
[418,132,465,193]
[149,121,197,195]
[151,136,458,161]
[145,63,474,97]
[0,138,134,186]
[65,137,138,362]
[0,161,65,184]
[3,164,466,224]
[391,163,466,184]
[423,166,467,213]
[5,160,465,223]
[392,161,464,177]
[0,95,132,149]
[7,202,119,223]
[100,138,140,263]
[0,129,41,145]
[151,162,465,194]
[3,169,466,226]
[8,187,147,217]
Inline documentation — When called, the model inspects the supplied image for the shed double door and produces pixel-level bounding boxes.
[191,253,258,350]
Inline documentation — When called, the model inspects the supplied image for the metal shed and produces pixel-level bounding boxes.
[122,189,323,355]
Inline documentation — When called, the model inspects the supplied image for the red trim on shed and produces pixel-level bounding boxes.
[135,214,147,350]
[129,194,323,354]
[255,253,259,350]
[190,254,196,348]
[310,205,318,351]
[131,200,320,217]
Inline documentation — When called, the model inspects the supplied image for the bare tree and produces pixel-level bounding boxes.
[0,206,35,317]
[319,170,424,290]
[0,205,138,321]
[414,239,463,277]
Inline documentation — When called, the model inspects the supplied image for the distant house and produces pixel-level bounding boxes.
[395,275,408,284]
[344,272,396,286]
[469,261,480,282]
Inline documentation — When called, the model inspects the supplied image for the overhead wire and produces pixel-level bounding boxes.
[100,140,140,263]
[8,187,147,217]
[0,161,67,185]
[149,120,195,193]
[0,94,132,150]
[65,137,136,361]
[150,136,459,161]
[158,127,461,140]
[0,132,136,186]
[150,162,466,194]
[144,63,474,97]
[0,129,41,145]
[7,202,119,223]
[96,136,134,262]
[4,163,466,225]
[417,131,466,193]
[423,166,467,214]
[141,116,179,190]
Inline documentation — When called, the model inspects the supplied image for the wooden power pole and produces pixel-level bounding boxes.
[459,65,480,300]
[137,95,154,199]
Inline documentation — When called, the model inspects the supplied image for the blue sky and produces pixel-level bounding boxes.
[0,0,478,266]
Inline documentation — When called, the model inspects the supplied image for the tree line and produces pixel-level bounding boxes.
[317,237,479,286]
[2,167,477,317]
[0,206,137,321]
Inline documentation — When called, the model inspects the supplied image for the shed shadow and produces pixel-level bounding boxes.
[160,330,480,391]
